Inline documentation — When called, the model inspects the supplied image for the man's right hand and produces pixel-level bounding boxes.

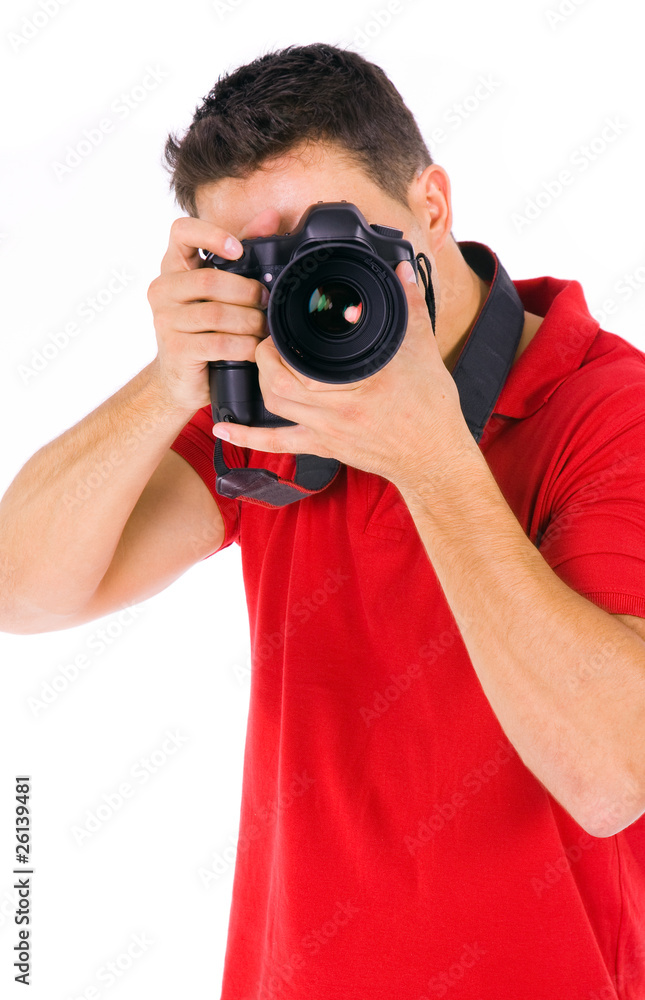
[147,207,283,413]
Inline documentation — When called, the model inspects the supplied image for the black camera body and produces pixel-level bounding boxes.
[201,200,418,428]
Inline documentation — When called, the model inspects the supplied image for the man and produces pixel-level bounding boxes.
[1,42,644,998]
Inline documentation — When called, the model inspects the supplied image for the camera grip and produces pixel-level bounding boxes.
[208,361,296,428]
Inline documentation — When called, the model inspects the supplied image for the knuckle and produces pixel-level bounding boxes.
[195,266,215,294]
[208,301,224,329]
[156,327,181,360]
[254,336,269,362]
[154,307,172,337]
[228,332,252,361]
[272,371,292,397]
[165,332,184,357]
[337,400,361,422]
[268,430,283,452]
[170,216,190,240]
[210,332,229,358]
[248,308,267,336]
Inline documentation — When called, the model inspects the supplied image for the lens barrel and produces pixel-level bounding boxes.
[267,243,408,383]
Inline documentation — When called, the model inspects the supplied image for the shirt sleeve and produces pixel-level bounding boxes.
[169,405,247,555]
[536,379,645,617]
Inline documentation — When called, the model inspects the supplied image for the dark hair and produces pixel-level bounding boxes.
[163,42,433,217]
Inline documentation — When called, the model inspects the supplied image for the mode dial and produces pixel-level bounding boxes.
[370,223,404,239]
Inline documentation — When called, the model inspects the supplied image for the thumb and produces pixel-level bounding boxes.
[396,259,431,320]
[396,258,422,289]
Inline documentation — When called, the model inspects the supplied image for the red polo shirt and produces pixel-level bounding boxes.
[171,271,645,999]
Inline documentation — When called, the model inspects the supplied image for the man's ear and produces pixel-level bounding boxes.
[411,163,453,257]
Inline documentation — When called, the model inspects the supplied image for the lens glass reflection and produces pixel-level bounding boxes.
[307,281,364,335]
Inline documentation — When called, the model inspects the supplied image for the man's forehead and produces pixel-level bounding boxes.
[194,145,395,232]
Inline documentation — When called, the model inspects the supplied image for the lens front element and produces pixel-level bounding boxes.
[307,281,364,336]
[268,243,407,384]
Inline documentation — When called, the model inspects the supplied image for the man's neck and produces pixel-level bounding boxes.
[433,239,541,374]
[433,239,491,374]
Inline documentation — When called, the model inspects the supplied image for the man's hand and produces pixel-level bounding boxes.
[212,259,471,488]
[147,208,283,413]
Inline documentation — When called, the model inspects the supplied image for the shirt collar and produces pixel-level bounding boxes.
[493,275,600,419]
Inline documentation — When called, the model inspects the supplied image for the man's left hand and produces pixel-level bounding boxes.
[212,259,471,489]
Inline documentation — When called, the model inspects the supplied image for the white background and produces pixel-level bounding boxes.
[0,0,644,996]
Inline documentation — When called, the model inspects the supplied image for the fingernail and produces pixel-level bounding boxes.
[213,424,231,440]
[225,236,243,258]
[400,260,417,284]
[260,285,270,308]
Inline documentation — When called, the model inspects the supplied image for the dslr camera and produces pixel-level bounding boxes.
[200,200,418,428]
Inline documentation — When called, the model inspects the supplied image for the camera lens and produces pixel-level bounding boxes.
[268,243,407,384]
[307,281,364,336]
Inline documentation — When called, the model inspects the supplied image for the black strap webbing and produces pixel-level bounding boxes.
[212,241,525,507]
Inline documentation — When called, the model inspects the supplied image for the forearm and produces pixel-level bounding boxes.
[0,358,196,625]
[395,436,645,838]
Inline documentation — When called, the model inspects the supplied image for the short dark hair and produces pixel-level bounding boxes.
[163,42,433,217]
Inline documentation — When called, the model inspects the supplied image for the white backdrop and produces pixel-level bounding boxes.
[1,0,643,996]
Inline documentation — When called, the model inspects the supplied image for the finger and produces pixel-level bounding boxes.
[212,418,324,457]
[160,300,269,340]
[160,217,244,274]
[395,259,436,349]
[174,331,270,365]
[255,338,344,408]
[397,259,430,312]
[152,266,269,312]
[256,336,365,394]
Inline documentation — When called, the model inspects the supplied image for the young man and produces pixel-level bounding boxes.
[1,43,644,999]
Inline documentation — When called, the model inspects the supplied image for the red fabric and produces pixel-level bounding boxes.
[170,273,645,999]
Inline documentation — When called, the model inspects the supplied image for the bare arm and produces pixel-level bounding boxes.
[0,210,280,635]
[3,446,226,634]
[0,363,217,633]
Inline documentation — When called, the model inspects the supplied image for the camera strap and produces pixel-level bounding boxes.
[211,241,525,508]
